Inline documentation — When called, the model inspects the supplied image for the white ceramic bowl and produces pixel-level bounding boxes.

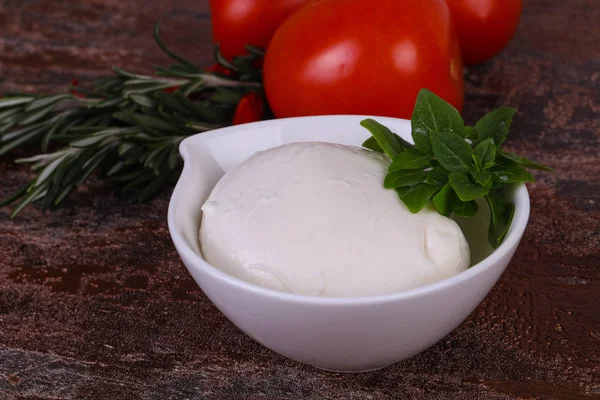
[167,115,530,372]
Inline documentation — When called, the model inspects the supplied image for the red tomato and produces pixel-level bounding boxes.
[209,0,309,60]
[445,0,522,65]
[205,63,233,76]
[264,0,464,119]
[233,92,264,125]
[70,79,87,98]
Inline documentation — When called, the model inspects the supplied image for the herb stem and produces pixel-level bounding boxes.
[0,22,265,217]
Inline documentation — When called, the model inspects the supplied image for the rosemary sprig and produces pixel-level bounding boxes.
[0,24,263,217]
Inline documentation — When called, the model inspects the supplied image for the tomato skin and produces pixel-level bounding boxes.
[233,92,265,125]
[209,0,309,60]
[206,63,233,76]
[445,0,522,65]
[264,0,463,120]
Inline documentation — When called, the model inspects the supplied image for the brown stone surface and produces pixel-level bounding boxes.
[0,0,599,399]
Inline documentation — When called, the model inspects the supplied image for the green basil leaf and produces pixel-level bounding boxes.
[360,118,405,159]
[395,183,441,213]
[411,89,464,155]
[388,148,432,172]
[449,171,490,201]
[396,135,415,151]
[499,151,556,173]
[426,166,449,185]
[430,130,473,172]
[362,136,384,153]
[472,153,483,171]
[474,107,515,146]
[474,138,496,170]
[488,202,515,249]
[491,181,504,190]
[433,183,453,216]
[485,191,506,226]
[384,170,428,189]
[465,126,479,140]
[471,170,493,188]
[491,161,535,183]
[452,197,478,217]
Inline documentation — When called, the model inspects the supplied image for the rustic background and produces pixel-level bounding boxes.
[0,0,599,399]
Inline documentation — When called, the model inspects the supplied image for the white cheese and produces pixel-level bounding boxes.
[200,142,470,297]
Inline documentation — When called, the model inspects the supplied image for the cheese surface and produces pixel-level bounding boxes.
[200,142,470,297]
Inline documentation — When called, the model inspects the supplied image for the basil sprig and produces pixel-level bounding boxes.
[361,89,554,248]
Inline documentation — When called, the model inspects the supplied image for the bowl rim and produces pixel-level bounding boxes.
[167,116,530,305]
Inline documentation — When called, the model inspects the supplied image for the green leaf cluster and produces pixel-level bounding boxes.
[0,24,264,217]
[361,89,554,248]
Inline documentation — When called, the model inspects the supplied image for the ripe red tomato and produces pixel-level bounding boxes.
[264,0,464,120]
[209,0,309,60]
[233,92,265,125]
[445,0,522,65]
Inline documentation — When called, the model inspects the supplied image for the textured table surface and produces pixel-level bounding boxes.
[0,1,599,399]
